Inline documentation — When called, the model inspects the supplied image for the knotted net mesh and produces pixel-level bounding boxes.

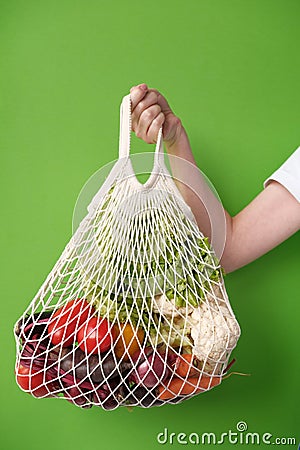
[14,94,240,410]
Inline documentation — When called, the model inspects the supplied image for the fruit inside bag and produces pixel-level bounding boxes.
[14,94,241,410]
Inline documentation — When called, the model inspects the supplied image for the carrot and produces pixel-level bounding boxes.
[175,354,201,378]
[157,375,221,400]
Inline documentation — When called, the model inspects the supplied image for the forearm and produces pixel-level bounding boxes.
[165,128,300,273]
[223,181,300,272]
[129,85,300,273]
[165,126,232,261]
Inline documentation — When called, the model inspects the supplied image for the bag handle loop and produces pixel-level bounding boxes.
[118,94,165,184]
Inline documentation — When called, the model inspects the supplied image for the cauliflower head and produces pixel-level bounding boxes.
[189,287,240,372]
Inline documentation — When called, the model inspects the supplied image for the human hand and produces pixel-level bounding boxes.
[129,84,183,147]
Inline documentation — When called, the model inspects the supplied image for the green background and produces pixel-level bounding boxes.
[1,0,299,449]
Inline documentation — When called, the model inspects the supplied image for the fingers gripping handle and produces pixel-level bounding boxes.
[118,94,164,169]
[87,94,165,215]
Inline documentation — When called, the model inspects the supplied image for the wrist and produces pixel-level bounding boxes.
[164,121,188,153]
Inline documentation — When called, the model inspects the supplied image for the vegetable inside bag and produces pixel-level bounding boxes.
[14,94,241,410]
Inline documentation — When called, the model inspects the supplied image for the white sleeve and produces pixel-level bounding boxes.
[263,146,300,203]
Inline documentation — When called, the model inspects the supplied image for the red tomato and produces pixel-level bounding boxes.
[48,298,92,347]
[77,317,114,354]
[16,364,49,398]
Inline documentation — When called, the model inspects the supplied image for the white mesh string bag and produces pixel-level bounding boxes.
[14,93,241,410]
